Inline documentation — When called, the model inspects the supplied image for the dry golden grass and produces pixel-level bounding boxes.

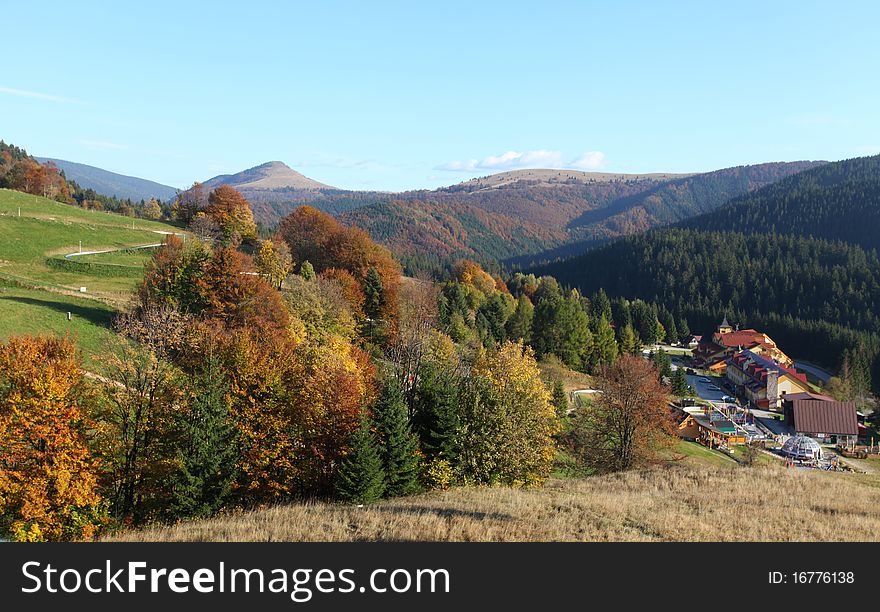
[108,465,880,542]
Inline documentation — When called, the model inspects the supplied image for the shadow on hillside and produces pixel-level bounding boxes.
[376,506,514,522]
[0,295,113,327]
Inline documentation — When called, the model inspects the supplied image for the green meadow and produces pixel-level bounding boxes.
[0,189,180,361]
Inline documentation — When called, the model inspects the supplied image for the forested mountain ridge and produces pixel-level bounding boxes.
[337,160,821,273]
[682,153,880,251]
[35,157,180,202]
[532,153,880,387]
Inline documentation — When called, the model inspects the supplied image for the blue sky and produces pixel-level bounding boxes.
[3,1,879,191]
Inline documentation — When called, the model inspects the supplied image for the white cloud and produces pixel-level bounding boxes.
[436,149,606,172]
[0,86,81,104]
[570,151,606,170]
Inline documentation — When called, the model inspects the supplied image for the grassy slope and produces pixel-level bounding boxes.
[0,285,115,366]
[108,463,880,542]
[0,189,179,360]
[0,189,177,297]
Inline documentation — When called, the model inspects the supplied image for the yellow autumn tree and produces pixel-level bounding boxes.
[458,341,559,486]
[255,239,294,289]
[0,336,105,541]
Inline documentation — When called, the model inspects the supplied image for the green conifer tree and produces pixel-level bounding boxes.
[551,379,568,418]
[170,353,238,519]
[591,315,619,368]
[505,294,534,343]
[618,323,640,355]
[373,378,421,497]
[336,413,386,504]
[414,361,461,462]
[671,367,690,396]
[363,267,385,320]
[299,260,316,280]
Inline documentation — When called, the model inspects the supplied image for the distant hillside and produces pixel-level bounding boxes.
[336,161,823,272]
[36,157,179,202]
[202,161,335,191]
[682,154,880,251]
[532,154,880,384]
[457,168,694,190]
[196,161,365,226]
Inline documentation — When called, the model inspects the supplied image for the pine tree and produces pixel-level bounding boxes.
[373,378,421,497]
[671,367,690,396]
[551,379,568,418]
[414,361,460,461]
[591,288,612,322]
[677,317,691,343]
[591,315,618,368]
[336,413,386,504]
[170,353,238,520]
[653,349,672,381]
[363,267,385,320]
[300,260,316,280]
[618,323,640,355]
[505,294,534,342]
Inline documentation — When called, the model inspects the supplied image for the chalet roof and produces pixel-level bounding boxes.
[791,400,858,436]
[715,329,766,348]
[720,315,730,328]
[729,350,808,386]
[783,391,836,403]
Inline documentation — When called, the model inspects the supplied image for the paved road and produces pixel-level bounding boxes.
[794,360,832,384]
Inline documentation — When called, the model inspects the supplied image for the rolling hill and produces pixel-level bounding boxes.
[0,188,182,363]
[531,153,880,383]
[682,153,880,252]
[35,157,180,202]
[335,160,823,271]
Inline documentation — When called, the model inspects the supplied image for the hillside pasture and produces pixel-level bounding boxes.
[107,464,880,542]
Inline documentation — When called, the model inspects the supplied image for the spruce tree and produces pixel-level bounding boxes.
[591,315,619,368]
[671,367,690,396]
[505,293,534,342]
[551,379,568,418]
[170,353,238,520]
[618,323,640,355]
[299,260,316,280]
[373,378,421,497]
[363,267,385,320]
[414,361,460,462]
[677,317,691,342]
[336,413,386,504]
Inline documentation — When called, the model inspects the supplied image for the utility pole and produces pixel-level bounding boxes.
[79,240,82,253]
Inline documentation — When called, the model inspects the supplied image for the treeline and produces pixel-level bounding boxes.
[436,263,691,375]
[0,140,173,220]
[0,141,70,201]
[683,154,880,252]
[0,199,561,541]
[534,228,880,386]
[336,161,822,276]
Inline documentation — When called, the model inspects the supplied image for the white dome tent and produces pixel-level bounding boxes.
[781,436,822,461]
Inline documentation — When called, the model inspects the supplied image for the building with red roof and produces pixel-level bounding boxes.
[726,349,810,410]
[695,317,793,374]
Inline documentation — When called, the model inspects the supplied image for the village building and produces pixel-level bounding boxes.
[725,350,810,410]
[673,407,747,449]
[782,397,859,446]
[694,317,793,374]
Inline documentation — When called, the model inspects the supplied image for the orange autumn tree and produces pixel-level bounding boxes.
[212,326,375,500]
[276,206,402,323]
[0,336,105,541]
[204,185,258,241]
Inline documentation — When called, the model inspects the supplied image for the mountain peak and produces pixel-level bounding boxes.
[203,161,335,191]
